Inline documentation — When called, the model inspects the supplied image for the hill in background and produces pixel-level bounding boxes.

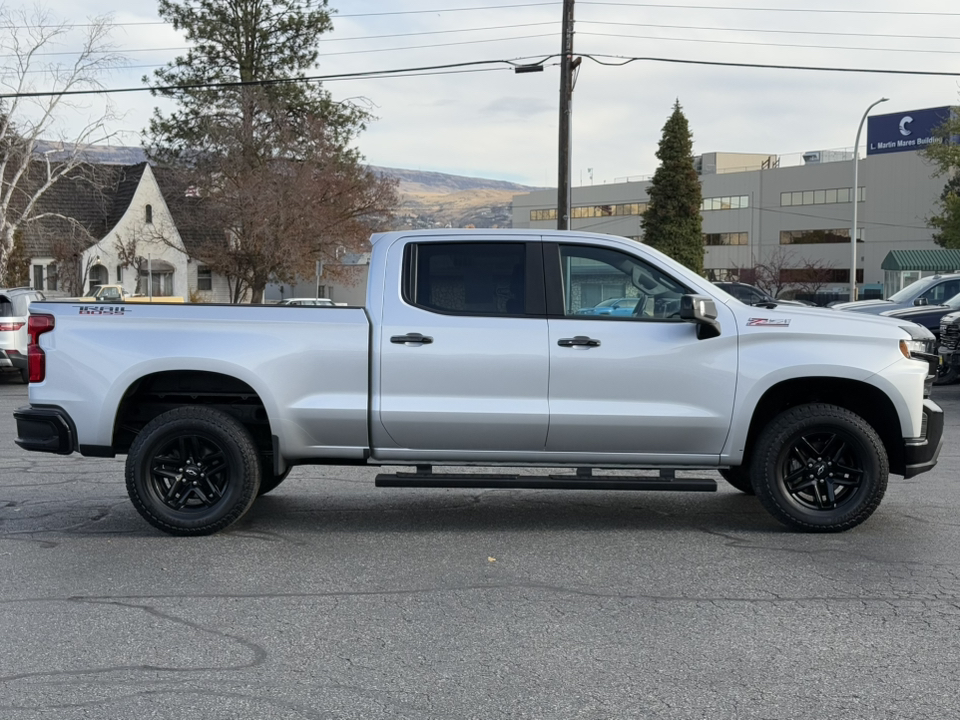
[35,143,546,229]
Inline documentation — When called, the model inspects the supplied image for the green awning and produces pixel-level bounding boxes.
[880,249,960,272]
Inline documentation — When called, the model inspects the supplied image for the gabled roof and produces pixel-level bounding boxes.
[150,166,226,258]
[12,162,148,258]
[881,249,960,273]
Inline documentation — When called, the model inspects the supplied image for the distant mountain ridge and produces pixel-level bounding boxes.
[33,142,545,228]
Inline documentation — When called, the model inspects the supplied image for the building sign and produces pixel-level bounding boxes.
[867,106,953,155]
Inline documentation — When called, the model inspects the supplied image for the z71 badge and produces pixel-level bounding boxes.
[747,317,790,327]
[76,305,129,315]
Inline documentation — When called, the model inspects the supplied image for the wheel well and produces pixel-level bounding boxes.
[112,371,273,457]
[743,377,905,475]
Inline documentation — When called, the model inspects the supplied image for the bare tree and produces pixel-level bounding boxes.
[0,6,123,282]
[734,248,836,299]
[114,232,148,294]
[156,107,397,303]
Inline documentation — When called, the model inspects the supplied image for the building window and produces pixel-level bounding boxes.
[530,202,648,223]
[703,232,748,246]
[116,265,123,283]
[145,204,153,224]
[780,229,863,244]
[33,265,44,291]
[781,187,865,206]
[781,268,863,283]
[197,265,212,291]
[701,195,749,212]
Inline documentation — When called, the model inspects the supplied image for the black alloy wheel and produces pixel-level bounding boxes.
[776,429,864,511]
[751,404,887,532]
[149,433,232,512]
[126,406,261,535]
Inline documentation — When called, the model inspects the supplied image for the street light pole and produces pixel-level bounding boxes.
[557,0,575,230]
[850,96,888,301]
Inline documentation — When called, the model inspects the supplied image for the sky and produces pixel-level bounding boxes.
[6,0,960,187]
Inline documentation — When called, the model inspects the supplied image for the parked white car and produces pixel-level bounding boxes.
[0,287,44,383]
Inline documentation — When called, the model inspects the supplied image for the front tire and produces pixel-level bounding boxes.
[125,407,261,536]
[751,404,887,532]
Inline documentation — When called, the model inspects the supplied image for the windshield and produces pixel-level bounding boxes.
[888,276,939,303]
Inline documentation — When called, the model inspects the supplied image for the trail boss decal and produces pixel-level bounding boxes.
[75,305,129,316]
[747,317,790,327]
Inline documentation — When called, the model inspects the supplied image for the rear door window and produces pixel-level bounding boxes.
[406,242,532,316]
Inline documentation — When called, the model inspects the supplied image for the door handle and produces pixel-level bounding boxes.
[557,336,601,348]
[391,332,434,345]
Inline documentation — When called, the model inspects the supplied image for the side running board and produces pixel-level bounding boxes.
[374,467,716,492]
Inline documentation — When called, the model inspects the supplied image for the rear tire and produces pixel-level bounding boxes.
[19,367,28,384]
[719,467,754,495]
[751,403,887,533]
[125,406,261,536]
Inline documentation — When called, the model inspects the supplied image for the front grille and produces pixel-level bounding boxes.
[941,322,960,351]
[921,411,929,439]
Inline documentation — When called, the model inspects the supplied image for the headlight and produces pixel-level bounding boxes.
[899,324,936,358]
[900,339,930,358]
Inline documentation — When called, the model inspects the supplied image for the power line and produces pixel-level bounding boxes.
[578,20,960,42]
[580,2,960,16]
[9,49,960,98]
[0,22,562,60]
[0,2,563,30]
[312,33,558,58]
[0,56,554,98]
[581,31,960,55]
[581,53,960,76]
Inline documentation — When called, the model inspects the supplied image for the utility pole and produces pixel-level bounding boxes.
[557,0,575,230]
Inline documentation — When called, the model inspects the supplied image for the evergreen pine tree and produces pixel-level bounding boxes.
[641,101,704,274]
[925,124,960,249]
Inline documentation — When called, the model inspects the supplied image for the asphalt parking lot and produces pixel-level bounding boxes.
[1,369,959,719]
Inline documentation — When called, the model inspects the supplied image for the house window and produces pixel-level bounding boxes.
[33,265,44,291]
[145,204,153,224]
[197,265,212,291]
[117,265,123,283]
[46,263,58,291]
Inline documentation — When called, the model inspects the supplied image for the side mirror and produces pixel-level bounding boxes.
[680,294,721,340]
[914,298,929,306]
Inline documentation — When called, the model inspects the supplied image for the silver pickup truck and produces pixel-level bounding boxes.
[14,230,943,535]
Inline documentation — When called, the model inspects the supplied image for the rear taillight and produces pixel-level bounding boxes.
[27,314,55,383]
[0,321,24,331]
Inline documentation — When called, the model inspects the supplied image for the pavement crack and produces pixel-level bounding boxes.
[0,598,268,684]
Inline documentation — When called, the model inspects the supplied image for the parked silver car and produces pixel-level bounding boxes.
[0,287,45,383]
[276,298,335,306]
